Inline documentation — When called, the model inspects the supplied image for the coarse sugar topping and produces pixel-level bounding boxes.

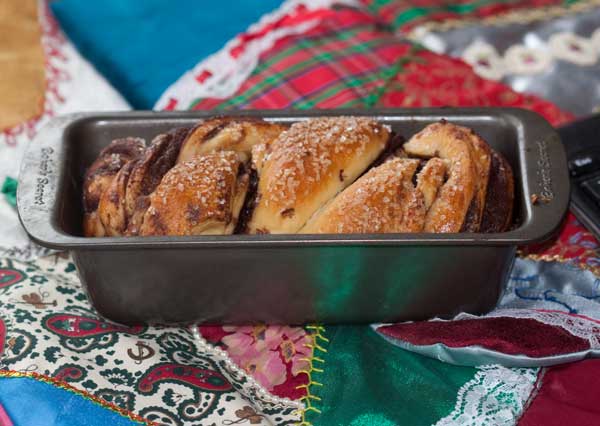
[322,158,421,233]
[155,151,239,221]
[263,116,386,208]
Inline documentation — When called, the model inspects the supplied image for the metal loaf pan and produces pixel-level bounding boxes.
[17,108,570,325]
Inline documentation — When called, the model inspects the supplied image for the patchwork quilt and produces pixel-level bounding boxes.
[1,1,600,424]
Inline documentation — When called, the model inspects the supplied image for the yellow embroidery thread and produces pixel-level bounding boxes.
[296,325,328,426]
[0,370,152,425]
[407,0,600,37]
[518,252,600,278]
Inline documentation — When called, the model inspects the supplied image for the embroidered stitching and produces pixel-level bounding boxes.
[406,0,600,36]
[295,325,329,426]
[190,325,304,412]
[0,370,152,425]
[518,253,600,278]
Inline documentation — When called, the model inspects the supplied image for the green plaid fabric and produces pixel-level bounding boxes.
[192,9,413,111]
[191,6,571,126]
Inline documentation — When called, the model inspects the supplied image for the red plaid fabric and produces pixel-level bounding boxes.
[192,6,572,127]
[192,9,403,110]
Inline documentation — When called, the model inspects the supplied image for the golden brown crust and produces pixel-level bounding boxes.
[177,117,286,163]
[461,129,492,232]
[403,122,478,233]
[300,158,425,234]
[416,158,447,211]
[83,211,105,238]
[139,151,249,236]
[248,117,389,234]
[124,196,151,236]
[124,128,189,234]
[480,150,514,233]
[83,117,514,238]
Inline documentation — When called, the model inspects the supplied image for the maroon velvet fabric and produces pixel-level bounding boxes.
[379,317,590,357]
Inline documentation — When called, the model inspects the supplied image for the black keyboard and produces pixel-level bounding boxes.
[582,174,600,201]
[559,114,600,240]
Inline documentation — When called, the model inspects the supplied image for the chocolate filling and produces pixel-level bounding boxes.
[411,160,429,187]
[136,127,190,196]
[460,196,482,232]
[233,167,259,234]
[202,123,228,142]
[370,132,405,168]
[480,151,515,233]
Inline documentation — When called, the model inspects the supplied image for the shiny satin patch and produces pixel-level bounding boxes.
[306,326,476,426]
[377,259,600,367]
[409,6,600,116]
[0,376,139,426]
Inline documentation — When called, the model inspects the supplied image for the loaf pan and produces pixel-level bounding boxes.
[17,108,569,325]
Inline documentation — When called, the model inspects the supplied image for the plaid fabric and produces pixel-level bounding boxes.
[192,9,408,111]
[192,6,571,126]
[363,0,578,33]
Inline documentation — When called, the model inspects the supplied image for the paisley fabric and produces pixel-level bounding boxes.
[0,255,301,425]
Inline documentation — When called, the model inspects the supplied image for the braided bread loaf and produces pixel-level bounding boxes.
[83,117,513,236]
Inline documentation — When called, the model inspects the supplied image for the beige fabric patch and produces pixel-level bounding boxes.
[0,0,45,131]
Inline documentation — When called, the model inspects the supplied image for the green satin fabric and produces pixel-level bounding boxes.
[307,246,435,320]
[308,326,476,426]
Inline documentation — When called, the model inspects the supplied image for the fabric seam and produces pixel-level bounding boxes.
[518,253,600,278]
[516,366,547,423]
[0,370,151,425]
[405,0,597,36]
[296,325,329,426]
[190,325,304,411]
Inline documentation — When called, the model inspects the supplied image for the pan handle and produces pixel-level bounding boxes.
[513,108,570,244]
[17,114,88,248]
